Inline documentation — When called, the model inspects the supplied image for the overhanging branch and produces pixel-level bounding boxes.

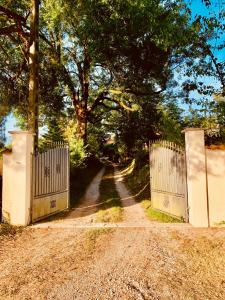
[0,5,26,23]
[98,102,120,111]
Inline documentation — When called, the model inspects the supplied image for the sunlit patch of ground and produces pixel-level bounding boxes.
[0,226,224,299]
[95,166,123,223]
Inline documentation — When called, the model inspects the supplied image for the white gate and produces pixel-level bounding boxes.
[32,142,70,222]
[149,140,188,221]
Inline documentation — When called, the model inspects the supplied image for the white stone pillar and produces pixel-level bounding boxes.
[2,131,34,226]
[183,128,209,227]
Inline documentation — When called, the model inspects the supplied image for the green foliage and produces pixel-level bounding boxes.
[106,98,161,158]
[41,114,65,143]
[86,123,107,157]
[41,116,90,167]
[102,143,119,162]
[1,0,224,161]
[117,143,128,162]
[1,0,210,127]
[0,1,30,121]
[106,96,186,157]
[62,120,87,167]
[182,98,225,145]
[218,221,225,225]
[82,0,198,92]
[69,138,86,168]
[158,102,184,145]
[42,0,64,31]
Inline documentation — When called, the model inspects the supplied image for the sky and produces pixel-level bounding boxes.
[4,0,225,143]
[189,0,225,62]
[180,0,225,112]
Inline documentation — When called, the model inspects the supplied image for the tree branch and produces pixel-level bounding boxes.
[0,25,19,36]
[0,5,26,23]
[122,88,164,96]
[98,102,120,111]
[200,40,225,94]
[88,91,108,113]
[207,49,225,93]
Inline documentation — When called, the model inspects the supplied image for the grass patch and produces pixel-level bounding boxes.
[95,166,123,223]
[141,200,183,223]
[217,220,225,226]
[141,199,151,209]
[70,157,103,208]
[146,208,183,223]
[0,223,23,238]
[83,228,112,254]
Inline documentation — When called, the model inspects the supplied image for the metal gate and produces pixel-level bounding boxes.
[149,140,188,221]
[32,142,70,222]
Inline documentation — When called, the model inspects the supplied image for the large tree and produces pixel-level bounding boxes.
[39,0,205,143]
[1,0,221,145]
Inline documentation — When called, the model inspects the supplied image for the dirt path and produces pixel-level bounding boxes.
[114,167,152,226]
[65,167,105,223]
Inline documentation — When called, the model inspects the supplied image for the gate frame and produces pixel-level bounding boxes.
[31,142,70,223]
[149,140,189,222]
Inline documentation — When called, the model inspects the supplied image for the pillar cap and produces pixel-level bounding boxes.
[9,130,35,135]
[182,128,204,133]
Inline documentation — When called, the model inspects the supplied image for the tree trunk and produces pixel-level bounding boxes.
[76,105,87,144]
[28,0,39,148]
[75,52,90,145]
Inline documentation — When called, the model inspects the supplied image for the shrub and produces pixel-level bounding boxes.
[62,120,87,167]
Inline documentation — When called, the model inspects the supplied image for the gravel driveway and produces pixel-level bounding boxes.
[0,226,224,300]
[0,167,224,299]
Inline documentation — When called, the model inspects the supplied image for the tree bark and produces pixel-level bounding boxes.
[28,0,39,148]
[70,89,87,144]
[75,51,90,145]
[76,106,87,143]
